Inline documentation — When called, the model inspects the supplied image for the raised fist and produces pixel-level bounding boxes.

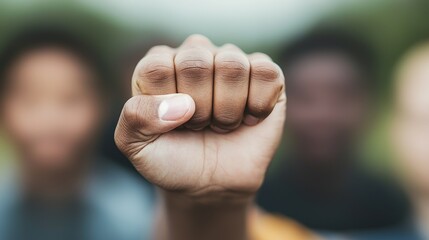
[115,34,286,202]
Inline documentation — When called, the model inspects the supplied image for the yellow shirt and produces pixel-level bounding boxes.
[250,209,321,240]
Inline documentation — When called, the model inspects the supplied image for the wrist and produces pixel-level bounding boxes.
[161,188,254,207]
[157,189,252,240]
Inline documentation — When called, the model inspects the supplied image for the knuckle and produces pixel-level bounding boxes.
[147,45,171,54]
[186,114,211,129]
[215,113,241,128]
[136,56,174,83]
[221,43,240,51]
[216,53,249,80]
[275,80,285,92]
[249,52,270,59]
[122,97,147,128]
[251,60,281,82]
[176,58,212,79]
[248,99,272,118]
[175,49,213,80]
[185,34,211,44]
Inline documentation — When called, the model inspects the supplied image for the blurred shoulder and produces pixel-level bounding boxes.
[0,165,19,239]
[87,158,155,207]
[85,158,155,239]
[249,208,320,240]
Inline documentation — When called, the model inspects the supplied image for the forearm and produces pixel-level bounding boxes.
[154,190,251,240]
[114,35,286,240]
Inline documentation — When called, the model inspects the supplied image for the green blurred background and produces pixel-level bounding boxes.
[0,0,428,177]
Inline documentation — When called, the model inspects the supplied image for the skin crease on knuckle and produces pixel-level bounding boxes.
[214,117,242,130]
[118,97,159,156]
[137,56,174,84]
[250,60,280,82]
[174,50,214,129]
[114,118,135,158]
[176,59,212,80]
[131,47,282,132]
[122,97,146,129]
[248,98,275,119]
[214,103,244,130]
[175,49,213,81]
[215,53,249,81]
[186,114,211,130]
[211,54,249,129]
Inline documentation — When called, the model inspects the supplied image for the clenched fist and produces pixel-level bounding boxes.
[115,35,286,203]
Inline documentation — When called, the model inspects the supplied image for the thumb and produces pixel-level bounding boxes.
[115,93,195,155]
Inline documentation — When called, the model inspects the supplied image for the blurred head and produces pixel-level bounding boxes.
[392,41,429,196]
[281,31,374,164]
[0,27,109,172]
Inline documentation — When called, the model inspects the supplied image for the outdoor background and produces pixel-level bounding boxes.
[0,0,428,178]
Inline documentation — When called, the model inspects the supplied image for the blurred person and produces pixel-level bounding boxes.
[113,34,320,240]
[0,26,154,240]
[351,39,429,240]
[257,30,408,231]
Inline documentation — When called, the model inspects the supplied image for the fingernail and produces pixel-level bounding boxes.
[243,115,259,126]
[158,95,192,121]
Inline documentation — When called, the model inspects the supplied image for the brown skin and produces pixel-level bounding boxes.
[1,47,103,201]
[114,34,286,240]
[286,52,369,167]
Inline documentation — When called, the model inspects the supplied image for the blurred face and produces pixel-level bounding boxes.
[393,51,429,194]
[286,52,369,163]
[1,47,102,171]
